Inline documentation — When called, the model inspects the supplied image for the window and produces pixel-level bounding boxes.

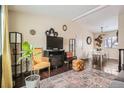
[104,36,118,48]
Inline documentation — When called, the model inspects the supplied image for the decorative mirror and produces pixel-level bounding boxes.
[45,30,50,36]
[54,32,58,37]
[45,28,58,37]
[30,29,36,35]
[63,25,67,31]
[86,36,92,45]
[49,28,55,36]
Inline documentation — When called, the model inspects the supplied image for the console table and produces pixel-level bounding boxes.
[44,50,65,68]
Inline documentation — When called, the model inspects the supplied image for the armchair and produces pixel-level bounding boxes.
[32,48,50,77]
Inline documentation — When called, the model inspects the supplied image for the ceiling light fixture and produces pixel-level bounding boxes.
[100,27,105,36]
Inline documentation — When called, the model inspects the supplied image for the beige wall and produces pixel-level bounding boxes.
[8,11,93,59]
[119,13,124,49]
[94,31,119,59]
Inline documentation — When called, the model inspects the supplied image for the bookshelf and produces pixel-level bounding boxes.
[9,32,22,87]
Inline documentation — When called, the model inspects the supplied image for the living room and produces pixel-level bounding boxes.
[1,4,124,88]
[8,5,94,87]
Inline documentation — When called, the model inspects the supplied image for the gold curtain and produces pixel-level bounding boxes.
[2,5,13,88]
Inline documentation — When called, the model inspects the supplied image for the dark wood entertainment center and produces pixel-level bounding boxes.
[45,29,65,68]
[44,50,65,68]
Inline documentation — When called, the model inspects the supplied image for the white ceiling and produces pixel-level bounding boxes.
[8,5,98,20]
[77,5,123,32]
[8,5,124,32]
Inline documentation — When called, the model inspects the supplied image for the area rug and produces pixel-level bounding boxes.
[40,68,117,88]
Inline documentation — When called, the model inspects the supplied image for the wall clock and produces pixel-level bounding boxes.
[30,29,36,35]
[63,25,67,31]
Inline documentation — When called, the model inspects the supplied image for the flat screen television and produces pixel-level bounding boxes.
[47,36,63,50]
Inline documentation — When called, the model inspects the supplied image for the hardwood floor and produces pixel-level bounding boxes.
[40,63,72,79]
[102,59,119,75]
[91,59,119,75]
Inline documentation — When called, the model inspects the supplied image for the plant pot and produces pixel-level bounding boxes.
[25,74,40,88]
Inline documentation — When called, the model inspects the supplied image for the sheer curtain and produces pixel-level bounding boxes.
[2,5,13,88]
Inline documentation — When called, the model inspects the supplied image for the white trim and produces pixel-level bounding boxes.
[72,5,109,22]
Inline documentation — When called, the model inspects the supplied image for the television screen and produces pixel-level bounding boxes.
[47,36,63,50]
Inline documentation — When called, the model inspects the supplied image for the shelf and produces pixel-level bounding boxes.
[12,64,21,66]
[9,32,25,87]
[69,39,76,56]
[10,43,22,44]
[11,53,22,55]
[12,73,23,79]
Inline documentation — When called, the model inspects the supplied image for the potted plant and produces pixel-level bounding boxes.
[18,41,40,88]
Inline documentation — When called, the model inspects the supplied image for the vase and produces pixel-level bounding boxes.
[25,74,40,88]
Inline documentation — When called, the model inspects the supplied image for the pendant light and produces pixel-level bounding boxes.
[100,27,105,36]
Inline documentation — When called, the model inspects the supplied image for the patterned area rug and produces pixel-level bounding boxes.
[40,68,117,88]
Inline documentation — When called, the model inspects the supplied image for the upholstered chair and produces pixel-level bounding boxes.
[32,48,50,77]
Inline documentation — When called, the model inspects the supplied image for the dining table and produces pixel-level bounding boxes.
[92,51,107,69]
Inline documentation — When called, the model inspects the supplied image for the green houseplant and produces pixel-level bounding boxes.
[18,41,40,88]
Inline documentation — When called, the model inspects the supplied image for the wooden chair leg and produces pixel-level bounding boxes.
[34,70,39,74]
[48,66,50,77]
[37,70,39,74]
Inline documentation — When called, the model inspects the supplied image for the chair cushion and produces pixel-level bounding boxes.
[66,52,73,58]
[33,62,50,70]
[33,48,43,64]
